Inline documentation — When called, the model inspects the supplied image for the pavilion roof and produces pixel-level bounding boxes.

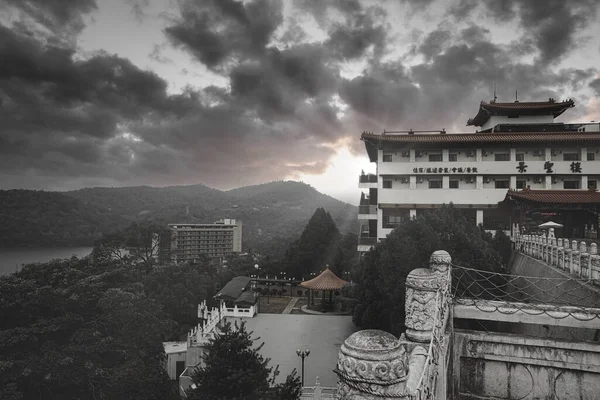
[301,268,348,291]
[467,99,575,126]
[503,189,600,205]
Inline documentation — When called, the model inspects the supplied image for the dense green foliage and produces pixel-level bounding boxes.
[0,182,358,260]
[0,256,175,400]
[352,206,506,335]
[282,208,341,278]
[187,321,301,400]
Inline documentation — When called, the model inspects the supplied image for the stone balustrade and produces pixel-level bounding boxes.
[335,250,452,399]
[513,225,600,281]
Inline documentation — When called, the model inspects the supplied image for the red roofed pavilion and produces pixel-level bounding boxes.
[301,267,348,310]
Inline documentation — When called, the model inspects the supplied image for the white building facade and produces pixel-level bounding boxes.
[358,99,600,252]
[166,219,243,263]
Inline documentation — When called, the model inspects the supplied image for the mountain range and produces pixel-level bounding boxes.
[0,181,358,257]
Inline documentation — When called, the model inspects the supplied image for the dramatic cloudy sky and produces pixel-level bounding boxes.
[1,0,600,204]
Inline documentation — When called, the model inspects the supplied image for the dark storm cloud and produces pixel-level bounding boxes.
[590,79,600,97]
[453,0,599,63]
[1,0,97,39]
[165,0,283,70]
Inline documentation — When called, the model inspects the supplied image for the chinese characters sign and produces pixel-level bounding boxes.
[412,166,478,174]
[514,161,582,173]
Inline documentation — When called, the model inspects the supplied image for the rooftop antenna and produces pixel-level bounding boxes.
[515,90,518,102]
[492,75,497,102]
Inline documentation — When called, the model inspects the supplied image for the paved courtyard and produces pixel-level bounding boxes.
[224,314,358,387]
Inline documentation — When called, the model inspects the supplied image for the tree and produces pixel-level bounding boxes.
[353,205,504,335]
[283,208,342,278]
[186,321,301,400]
[0,257,174,400]
[93,222,171,273]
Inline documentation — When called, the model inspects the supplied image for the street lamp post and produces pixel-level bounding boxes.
[296,348,310,386]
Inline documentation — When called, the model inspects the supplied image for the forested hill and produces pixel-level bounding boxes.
[0,181,358,256]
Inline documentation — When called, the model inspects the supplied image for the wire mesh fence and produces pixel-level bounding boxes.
[451,264,600,309]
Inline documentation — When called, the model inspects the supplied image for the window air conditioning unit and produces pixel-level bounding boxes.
[400,177,409,184]
[401,151,410,158]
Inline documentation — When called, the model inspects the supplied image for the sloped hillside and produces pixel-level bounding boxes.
[1,182,358,255]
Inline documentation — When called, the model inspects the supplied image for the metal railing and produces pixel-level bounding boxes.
[358,205,377,215]
[359,174,377,183]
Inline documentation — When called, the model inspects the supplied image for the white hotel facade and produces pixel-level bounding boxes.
[358,99,600,252]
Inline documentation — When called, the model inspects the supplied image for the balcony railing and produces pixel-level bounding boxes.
[358,237,377,246]
[359,174,377,183]
[358,205,377,215]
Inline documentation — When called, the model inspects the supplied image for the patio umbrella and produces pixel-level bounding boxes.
[538,221,563,228]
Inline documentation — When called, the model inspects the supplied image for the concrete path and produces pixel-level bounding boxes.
[282,297,299,314]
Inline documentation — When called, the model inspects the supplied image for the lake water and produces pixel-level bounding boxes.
[0,247,94,276]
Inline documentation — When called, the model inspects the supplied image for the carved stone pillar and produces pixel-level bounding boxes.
[580,242,589,278]
[336,330,407,399]
[557,238,564,270]
[564,240,572,272]
[571,240,580,276]
[590,243,600,280]
[404,250,451,343]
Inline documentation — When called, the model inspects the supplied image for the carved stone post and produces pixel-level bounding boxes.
[580,242,589,279]
[571,240,580,276]
[564,240,572,272]
[590,243,600,280]
[404,250,451,343]
[336,330,407,399]
[557,238,564,270]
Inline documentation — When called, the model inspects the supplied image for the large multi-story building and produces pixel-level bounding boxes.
[358,99,600,252]
[165,219,242,264]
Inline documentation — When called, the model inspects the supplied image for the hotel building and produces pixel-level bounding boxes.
[165,219,242,263]
[358,99,600,252]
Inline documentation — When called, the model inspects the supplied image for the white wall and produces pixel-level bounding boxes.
[480,115,554,130]
[378,189,508,205]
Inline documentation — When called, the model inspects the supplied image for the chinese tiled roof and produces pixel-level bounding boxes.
[300,268,348,291]
[361,131,600,162]
[362,131,600,144]
[467,99,575,126]
[504,189,600,204]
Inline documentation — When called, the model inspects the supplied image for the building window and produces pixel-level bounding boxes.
[516,180,526,189]
[588,152,595,161]
[516,153,525,161]
[428,179,443,189]
[383,180,392,188]
[564,181,580,189]
[449,153,458,162]
[563,153,580,161]
[495,180,510,189]
[449,180,459,189]
[383,154,392,162]
[383,215,404,228]
[429,154,442,162]
[589,180,597,190]
[495,153,510,161]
